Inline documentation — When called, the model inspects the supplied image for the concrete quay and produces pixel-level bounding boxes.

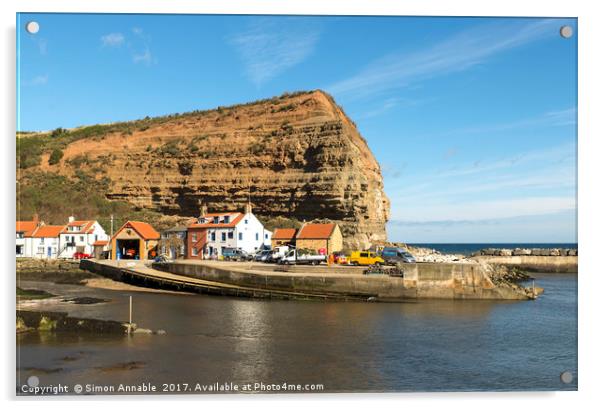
[470,255,578,273]
[80,259,534,301]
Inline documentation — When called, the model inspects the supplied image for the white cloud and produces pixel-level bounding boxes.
[229,19,320,87]
[23,74,48,86]
[101,32,125,47]
[132,47,154,65]
[327,19,558,100]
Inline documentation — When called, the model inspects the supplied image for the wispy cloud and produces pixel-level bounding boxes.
[101,32,125,47]
[391,196,575,223]
[23,74,48,86]
[327,19,558,100]
[133,47,153,65]
[229,19,320,87]
[130,28,156,65]
[100,28,156,65]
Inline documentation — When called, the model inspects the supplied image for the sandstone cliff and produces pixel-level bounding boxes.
[21,90,390,249]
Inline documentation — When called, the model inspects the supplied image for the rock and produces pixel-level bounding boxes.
[18,90,390,250]
[549,248,561,256]
[482,248,497,256]
[568,249,578,256]
[499,249,513,256]
[513,248,532,256]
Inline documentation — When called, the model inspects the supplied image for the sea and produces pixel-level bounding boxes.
[17,271,577,394]
[408,243,578,256]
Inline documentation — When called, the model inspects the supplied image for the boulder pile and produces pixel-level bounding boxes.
[474,248,577,257]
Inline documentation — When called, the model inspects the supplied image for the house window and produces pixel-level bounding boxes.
[221,232,226,242]
[80,236,84,242]
[37,246,44,254]
[192,233,197,242]
[192,247,198,256]
[180,245,185,255]
[265,233,268,239]
[228,231,233,239]
[238,232,243,240]
[40,238,45,244]
[244,219,248,224]
[213,216,219,224]
[224,215,230,223]
[255,233,259,241]
[17,232,24,239]
[211,232,216,241]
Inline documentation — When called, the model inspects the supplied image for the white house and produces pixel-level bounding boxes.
[58,217,109,259]
[16,217,41,257]
[187,203,272,259]
[30,225,65,259]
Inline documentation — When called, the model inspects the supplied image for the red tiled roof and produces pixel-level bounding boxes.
[93,240,109,246]
[16,221,39,236]
[32,225,66,238]
[61,220,96,234]
[272,228,297,240]
[296,223,336,239]
[122,221,160,240]
[188,212,245,229]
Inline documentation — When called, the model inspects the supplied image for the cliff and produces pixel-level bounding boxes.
[18,90,389,249]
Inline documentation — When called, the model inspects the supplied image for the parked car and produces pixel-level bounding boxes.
[332,251,349,265]
[380,247,417,264]
[222,248,250,261]
[253,250,272,262]
[348,251,385,266]
[265,246,290,263]
[73,252,92,260]
[278,249,327,265]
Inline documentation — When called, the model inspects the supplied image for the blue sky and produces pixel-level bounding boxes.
[16,14,577,243]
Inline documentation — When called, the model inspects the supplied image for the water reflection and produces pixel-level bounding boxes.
[16,274,577,393]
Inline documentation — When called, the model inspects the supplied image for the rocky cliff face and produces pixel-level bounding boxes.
[31,90,389,249]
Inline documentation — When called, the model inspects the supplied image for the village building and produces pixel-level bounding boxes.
[58,217,109,259]
[16,216,41,257]
[111,221,160,260]
[92,240,110,259]
[187,203,272,259]
[271,228,297,248]
[30,225,66,259]
[159,226,188,259]
[295,223,343,255]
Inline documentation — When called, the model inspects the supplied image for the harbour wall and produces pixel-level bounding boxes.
[471,256,577,273]
[152,261,532,300]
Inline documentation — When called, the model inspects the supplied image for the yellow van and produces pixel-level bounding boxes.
[348,251,385,266]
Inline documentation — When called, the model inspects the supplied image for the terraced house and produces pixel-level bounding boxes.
[59,217,109,259]
[31,225,65,259]
[187,203,271,259]
[16,216,41,257]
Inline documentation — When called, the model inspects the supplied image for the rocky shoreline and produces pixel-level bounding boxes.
[473,248,577,257]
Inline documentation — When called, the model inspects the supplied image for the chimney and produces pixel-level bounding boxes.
[33,213,39,225]
[198,199,207,218]
[68,215,75,223]
[244,202,252,214]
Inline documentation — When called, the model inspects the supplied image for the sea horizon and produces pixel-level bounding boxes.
[407,242,578,255]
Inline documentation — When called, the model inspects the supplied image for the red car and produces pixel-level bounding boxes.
[73,252,92,260]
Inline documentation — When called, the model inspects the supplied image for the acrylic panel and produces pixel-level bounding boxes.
[16,13,577,395]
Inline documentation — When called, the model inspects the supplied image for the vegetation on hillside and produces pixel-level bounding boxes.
[16,170,170,232]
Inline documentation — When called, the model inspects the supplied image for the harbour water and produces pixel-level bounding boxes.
[17,273,577,394]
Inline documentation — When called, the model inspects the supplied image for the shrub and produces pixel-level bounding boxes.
[48,148,63,165]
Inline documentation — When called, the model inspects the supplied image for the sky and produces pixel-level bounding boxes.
[16,14,577,243]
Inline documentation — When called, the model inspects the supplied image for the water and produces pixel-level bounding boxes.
[408,243,578,256]
[17,274,577,394]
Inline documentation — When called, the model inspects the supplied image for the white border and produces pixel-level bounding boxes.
[2,1,601,408]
